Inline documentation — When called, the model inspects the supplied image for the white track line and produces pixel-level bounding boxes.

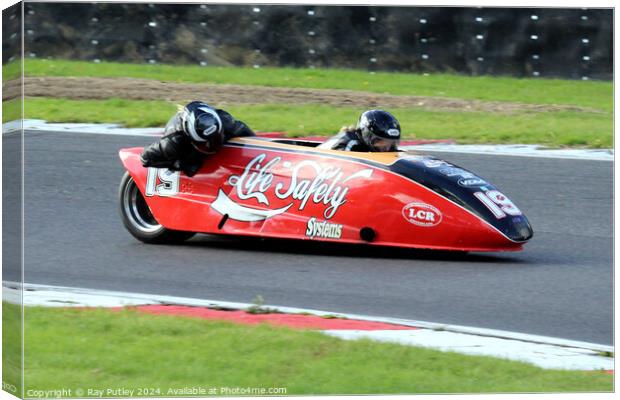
[324,330,612,371]
[10,119,162,137]
[3,281,613,371]
[5,120,613,161]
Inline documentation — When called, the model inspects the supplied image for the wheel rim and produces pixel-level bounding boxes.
[123,178,162,233]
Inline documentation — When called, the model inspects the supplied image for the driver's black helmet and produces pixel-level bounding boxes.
[183,101,224,153]
[357,109,401,152]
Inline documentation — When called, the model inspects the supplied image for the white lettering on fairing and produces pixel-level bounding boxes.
[225,154,373,220]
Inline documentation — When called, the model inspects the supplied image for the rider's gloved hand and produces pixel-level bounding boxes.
[178,151,204,177]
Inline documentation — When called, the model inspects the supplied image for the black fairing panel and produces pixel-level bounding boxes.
[390,155,533,242]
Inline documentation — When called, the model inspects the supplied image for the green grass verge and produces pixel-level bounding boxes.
[18,59,613,112]
[2,59,21,81]
[3,98,22,123]
[21,97,613,148]
[20,304,611,395]
[3,302,22,397]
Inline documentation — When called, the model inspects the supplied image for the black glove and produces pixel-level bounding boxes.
[177,149,205,177]
[230,120,255,137]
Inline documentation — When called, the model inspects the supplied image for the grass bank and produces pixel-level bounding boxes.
[2,59,21,81]
[3,302,22,397]
[20,97,613,148]
[2,97,21,123]
[15,59,613,112]
[20,304,612,395]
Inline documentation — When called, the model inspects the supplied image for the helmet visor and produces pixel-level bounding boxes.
[368,133,399,152]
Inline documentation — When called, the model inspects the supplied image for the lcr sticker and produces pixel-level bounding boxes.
[402,202,442,227]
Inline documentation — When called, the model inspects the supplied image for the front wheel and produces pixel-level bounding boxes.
[118,172,195,244]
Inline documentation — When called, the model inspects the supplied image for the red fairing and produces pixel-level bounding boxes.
[119,139,525,252]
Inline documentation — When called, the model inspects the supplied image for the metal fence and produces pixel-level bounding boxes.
[4,3,614,80]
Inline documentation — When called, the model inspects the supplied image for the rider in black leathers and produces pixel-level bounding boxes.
[318,109,401,152]
[141,105,399,177]
[140,101,255,176]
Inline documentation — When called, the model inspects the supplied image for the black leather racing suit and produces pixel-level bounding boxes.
[317,129,371,152]
[140,106,255,176]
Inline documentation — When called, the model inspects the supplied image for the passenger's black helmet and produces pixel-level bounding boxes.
[183,101,224,153]
[357,109,401,152]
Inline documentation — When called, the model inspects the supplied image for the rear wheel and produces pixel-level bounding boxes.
[118,172,195,244]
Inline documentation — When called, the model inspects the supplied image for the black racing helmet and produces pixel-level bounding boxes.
[357,109,401,152]
[183,101,224,153]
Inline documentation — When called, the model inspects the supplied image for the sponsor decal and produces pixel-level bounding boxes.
[211,189,292,222]
[458,177,487,187]
[402,202,442,227]
[212,154,374,221]
[422,159,451,168]
[425,160,482,182]
[306,217,343,239]
[439,167,476,179]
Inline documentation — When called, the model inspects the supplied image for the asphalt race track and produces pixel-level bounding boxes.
[8,130,614,344]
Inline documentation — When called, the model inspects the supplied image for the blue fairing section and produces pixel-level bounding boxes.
[389,156,533,242]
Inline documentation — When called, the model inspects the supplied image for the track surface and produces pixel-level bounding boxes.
[7,131,614,344]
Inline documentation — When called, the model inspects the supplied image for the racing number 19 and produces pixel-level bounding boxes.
[145,168,180,197]
[474,190,521,219]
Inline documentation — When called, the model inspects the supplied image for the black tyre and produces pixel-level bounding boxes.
[118,172,195,244]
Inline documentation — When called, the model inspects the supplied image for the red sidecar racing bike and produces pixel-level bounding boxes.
[118,137,533,252]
